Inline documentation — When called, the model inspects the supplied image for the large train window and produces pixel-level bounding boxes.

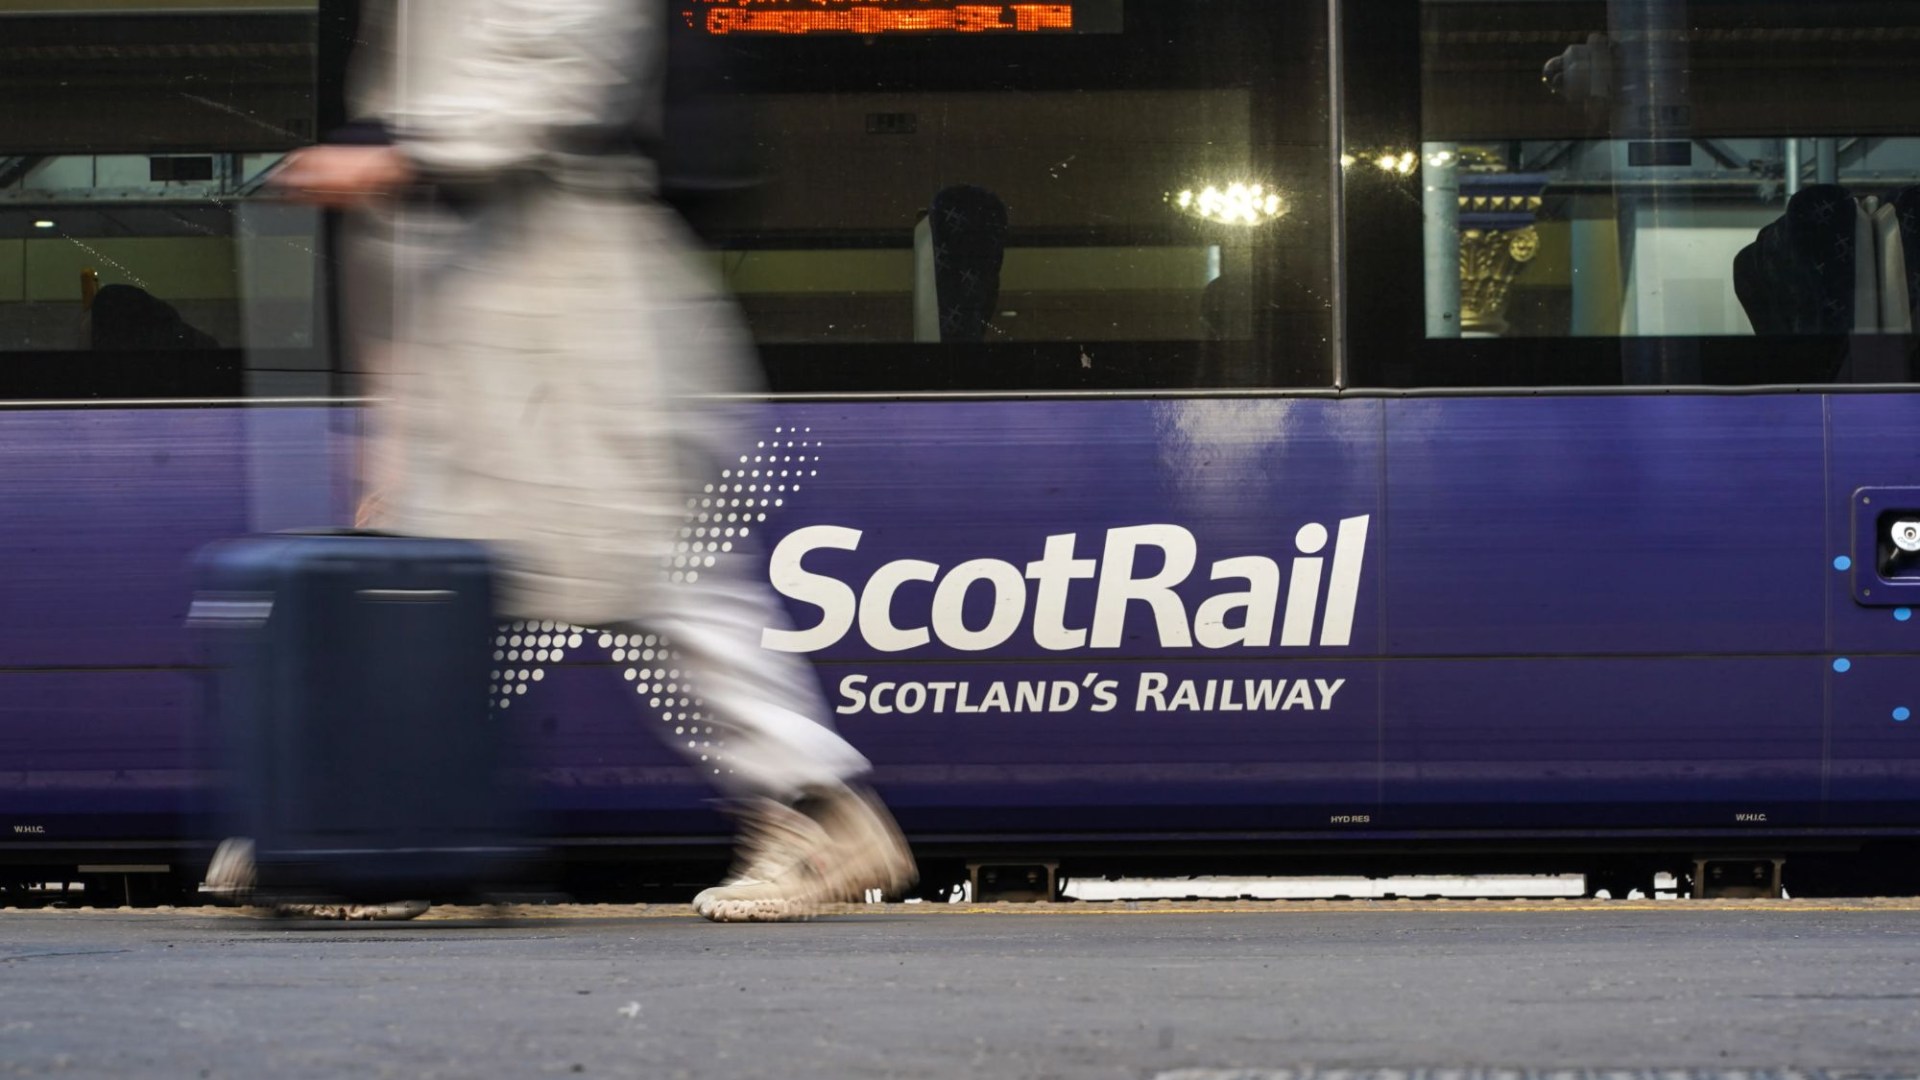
[695,0,1333,393]
[0,0,326,400]
[1343,0,1920,387]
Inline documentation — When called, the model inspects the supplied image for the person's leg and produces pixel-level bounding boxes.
[622,559,914,922]
[631,570,866,801]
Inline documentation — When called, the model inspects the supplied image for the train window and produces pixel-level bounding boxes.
[0,1,325,399]
[1344,0,1920,387]
[696,0,1334,393]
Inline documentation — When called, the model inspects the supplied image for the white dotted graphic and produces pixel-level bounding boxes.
[490,620,584,710]
[486,426,824,780]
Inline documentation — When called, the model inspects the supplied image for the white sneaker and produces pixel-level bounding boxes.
[199,838,428,920]
[200,837,256,904]
[691,785,917,923]
[693,799,835,922]
[798,783,917,904]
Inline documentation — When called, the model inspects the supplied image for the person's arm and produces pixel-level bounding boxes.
[274,0,652,207]
[389,0,652,185]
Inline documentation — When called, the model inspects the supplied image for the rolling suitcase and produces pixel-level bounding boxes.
[194,532,537,904]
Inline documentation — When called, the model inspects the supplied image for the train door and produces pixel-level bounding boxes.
[1341,0,1920,833]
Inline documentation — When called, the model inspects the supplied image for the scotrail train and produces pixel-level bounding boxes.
[7,393,1920,902]
[5,0,1920,903]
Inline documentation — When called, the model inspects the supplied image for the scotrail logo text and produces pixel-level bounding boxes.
[762,517,1371,653]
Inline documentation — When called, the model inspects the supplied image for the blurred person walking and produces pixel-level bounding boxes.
[242,0,914,922]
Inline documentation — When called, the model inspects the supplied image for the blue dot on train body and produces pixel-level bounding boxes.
[1895,707,1912,723]
[1834,658,1853,673]
[1899,609,1914,622]
[1834,556,1853,571]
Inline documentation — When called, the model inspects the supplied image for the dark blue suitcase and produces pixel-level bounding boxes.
[193,532,538,904]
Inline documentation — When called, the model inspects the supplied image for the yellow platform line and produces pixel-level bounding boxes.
[11,898,1919,922]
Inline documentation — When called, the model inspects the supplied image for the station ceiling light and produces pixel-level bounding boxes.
[1170,183,1287,227]
[1339,150,1421,176]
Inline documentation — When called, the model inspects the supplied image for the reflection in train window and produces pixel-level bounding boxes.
[716,91,1268,347]
[701,0,1332,392]
[1417,1,1920,346]
[0,2,319,396]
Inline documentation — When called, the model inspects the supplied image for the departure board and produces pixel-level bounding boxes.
[685,0,1123,36]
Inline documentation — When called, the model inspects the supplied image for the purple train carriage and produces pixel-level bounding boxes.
[4,0,1920,904]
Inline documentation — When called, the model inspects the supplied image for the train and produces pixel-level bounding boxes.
[4,0,1920,904]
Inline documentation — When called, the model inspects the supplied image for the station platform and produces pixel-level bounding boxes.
[3,900,1917,1078]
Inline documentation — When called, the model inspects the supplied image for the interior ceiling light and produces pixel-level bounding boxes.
[1170,183,1287,226]
[1339,150,1421,176]
[1374,151,1419,176]
[33,220,55,229]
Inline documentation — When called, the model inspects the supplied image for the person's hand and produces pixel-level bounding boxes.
[269,146,415,208]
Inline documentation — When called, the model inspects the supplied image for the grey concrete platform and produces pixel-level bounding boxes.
[2,901,1918,1079]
